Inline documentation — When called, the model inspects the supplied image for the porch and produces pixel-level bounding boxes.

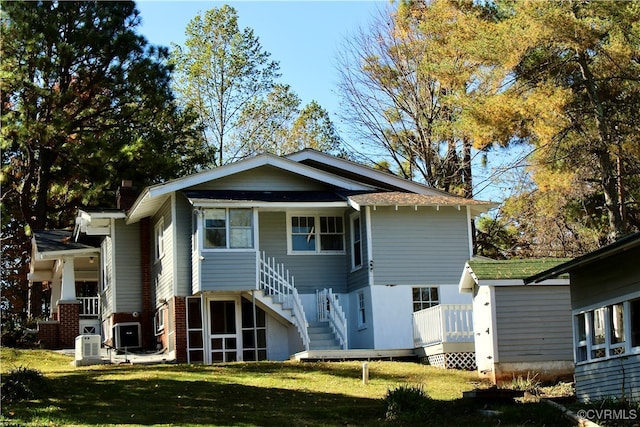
[412,304,476,370]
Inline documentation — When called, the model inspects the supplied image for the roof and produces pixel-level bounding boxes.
[183,190,355,208]
[348,191,494,209]
[459,257,570,293]
[525,232,640,284]
[33,230,100,254]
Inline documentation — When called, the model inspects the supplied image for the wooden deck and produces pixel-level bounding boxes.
[291,348,418,362]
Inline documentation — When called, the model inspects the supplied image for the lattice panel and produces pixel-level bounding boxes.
[427,352,476,370]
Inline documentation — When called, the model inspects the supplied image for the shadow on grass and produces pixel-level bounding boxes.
[2,371,386,426]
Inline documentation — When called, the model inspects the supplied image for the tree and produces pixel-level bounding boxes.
[336,0,499,197]
[171,5,281,166]
[1,1,208,316]
[472,0,640,248]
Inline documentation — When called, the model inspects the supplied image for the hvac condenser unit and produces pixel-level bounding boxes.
[75,334,101,362]
[113,322,141,349]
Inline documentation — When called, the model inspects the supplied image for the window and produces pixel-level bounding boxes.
[412,287,440,312]
[574,298,640,363]
[154,218,165,261]
[289,214,344,254]
[351,214,362,269]
[357,291,366,328]
[241,301,267,361]
[154,306,166,336]
[204,208,253,249]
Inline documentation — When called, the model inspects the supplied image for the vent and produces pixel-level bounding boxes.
[75,334,101,361]
[113,322,141,349]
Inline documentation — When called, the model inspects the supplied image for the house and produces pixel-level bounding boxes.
[458,258,573,383]
[29,150,494,363]
[526,232,640,403]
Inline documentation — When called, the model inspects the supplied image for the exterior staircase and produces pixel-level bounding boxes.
[308,322,342,350]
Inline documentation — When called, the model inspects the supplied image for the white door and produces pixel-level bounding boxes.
[208,299,242,362]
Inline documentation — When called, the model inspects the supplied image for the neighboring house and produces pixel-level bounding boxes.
[29,150,494,363]
[458,258,573,384]
[526,232,640,403]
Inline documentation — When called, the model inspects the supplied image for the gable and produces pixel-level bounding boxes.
[187,165,331,192]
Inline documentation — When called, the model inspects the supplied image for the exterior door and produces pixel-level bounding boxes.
[209,300,240,362]
[473,286,495,376]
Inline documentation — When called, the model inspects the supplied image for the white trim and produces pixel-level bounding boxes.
[572,290,640,314]
[111,219,117,314]
[286,149,448,196]
[171,193,178,297]
[466,206,473,259]
[286,212,346,255]
[201,208,255,251]
[154,217,165,263]
[349,212,363,272]
[127,154,375,224]
[365,206,374,286]
[489,286,499,363]
[189,200,349,209]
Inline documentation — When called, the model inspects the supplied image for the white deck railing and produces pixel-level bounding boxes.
[316,288,348,350]
[259,252,310,350]
[78,297,99,317]
[413,304,474,347]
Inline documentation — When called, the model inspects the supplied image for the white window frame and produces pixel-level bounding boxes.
[357,291,367,329]
[154,218,165,262]
[154,306,166,336]
[202,208,254,251]
[350,213,363,270]
[286,212,345,255]
[412,286,440,312]
[573,294,640,365]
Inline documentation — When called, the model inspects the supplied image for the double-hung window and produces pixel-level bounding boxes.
[204,208,253,249]
[289,214,344,254]
[351,214,362,269]
[154,218,165,261]
[574,297,640,363]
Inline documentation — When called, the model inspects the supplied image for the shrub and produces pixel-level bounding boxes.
[1,366,47,403]
[383,384,432,422]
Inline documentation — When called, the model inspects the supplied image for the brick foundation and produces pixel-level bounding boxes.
[37,321,60,349]
[173,297,187,363]
[58,301,81,348]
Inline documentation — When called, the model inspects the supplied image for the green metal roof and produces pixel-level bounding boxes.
[467,258,572,281]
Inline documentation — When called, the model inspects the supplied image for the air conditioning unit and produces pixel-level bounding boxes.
[75,334,101,363]
[113,322,141,349]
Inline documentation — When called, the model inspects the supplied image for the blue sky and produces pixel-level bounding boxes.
[136,1,386,127]
[134,1,519,202]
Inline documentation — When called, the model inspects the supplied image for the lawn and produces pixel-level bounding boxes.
[1,348,572,426]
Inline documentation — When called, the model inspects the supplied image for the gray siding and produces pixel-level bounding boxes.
[494,286,573,363]
[174,194,193,297]
[571,248,640,310]
[101,236,114,317]
[152,199,173,304]
[113,220,142,313]
[370,206,469,285]
[200,252,256,291]
[575,356,640,403]
[190,165,328,191]
[258,211,348,294]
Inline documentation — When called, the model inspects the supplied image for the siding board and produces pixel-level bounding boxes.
[113,220,141,313]
[189,165,328,192]
[494,286,573,362]
[199,252,256,291]
[370,206,469,285]
[575,357,640,403]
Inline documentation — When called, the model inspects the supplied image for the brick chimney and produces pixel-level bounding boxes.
[116,180,137,210]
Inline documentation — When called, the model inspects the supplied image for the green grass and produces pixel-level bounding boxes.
[1,348,572,426]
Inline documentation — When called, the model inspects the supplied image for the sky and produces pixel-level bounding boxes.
[135,1,387,130]
[134,1,518,202]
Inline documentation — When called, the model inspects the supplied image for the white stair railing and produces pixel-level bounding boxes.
[259,251,309,350]
[316,288,348,350]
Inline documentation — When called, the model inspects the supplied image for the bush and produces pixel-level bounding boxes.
[383,384,432,422]
[1,366,48,403]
